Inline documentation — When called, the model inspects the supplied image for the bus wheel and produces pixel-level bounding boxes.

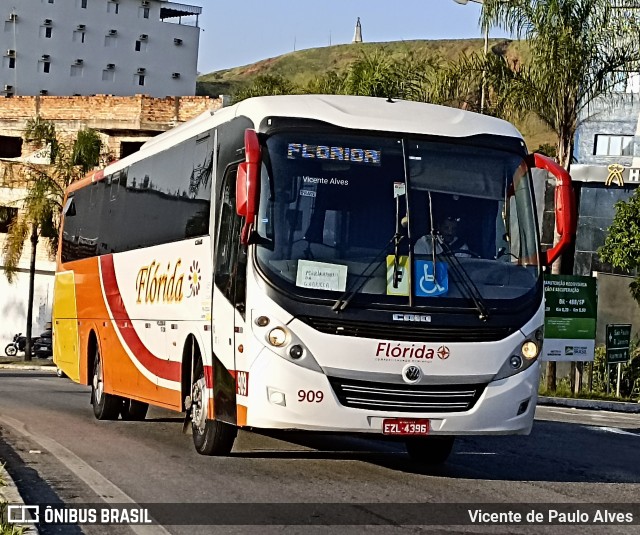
[405,436,455,465]
[91,345,121,420]
[190,359,236,456]
[121,399,149,421]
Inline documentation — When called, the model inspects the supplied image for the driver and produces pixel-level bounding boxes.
[414,215,471,257]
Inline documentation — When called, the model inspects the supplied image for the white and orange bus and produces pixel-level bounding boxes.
[53,95,575,463]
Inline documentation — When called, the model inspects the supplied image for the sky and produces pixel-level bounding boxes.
[190,0,510,74]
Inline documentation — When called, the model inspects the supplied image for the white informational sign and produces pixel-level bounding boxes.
[541,339,596,362]
[296,260,348,292]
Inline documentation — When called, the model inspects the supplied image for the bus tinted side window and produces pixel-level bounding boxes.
[214,166,247,313]
[60,182,105,263]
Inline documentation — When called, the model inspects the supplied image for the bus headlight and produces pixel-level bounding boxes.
[268,327,288,347]
[521,341,539,360]
[493,328,543,381]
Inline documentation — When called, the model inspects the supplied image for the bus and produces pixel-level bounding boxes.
[53,95,575,463]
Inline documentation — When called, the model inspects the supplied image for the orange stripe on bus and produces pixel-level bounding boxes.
[100,254,181,382]
[236,404,247,427]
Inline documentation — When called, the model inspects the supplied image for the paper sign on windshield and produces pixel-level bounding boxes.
[296,260,348,292]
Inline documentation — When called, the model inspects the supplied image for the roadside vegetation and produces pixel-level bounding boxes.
[539,341,640,401]
[0,119,105,360]
[0,464,25,535]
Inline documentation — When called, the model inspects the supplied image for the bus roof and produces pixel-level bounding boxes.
[95,95,524,179]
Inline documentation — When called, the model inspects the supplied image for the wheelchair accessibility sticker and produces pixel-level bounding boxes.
[415,260,448,297]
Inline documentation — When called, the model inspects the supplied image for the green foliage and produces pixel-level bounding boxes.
[23,116,58,162]
[232,74,297,102]
[599,188,640,304]
[540,341,640,400]
[436,0,640,167]
[72,129,102,173]
[2,125,90,282]
[0,464,25,535]
[233,48,441,104]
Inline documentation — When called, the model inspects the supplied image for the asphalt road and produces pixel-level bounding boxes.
[1,369,640,535]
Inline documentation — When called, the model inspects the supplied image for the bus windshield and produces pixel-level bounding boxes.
[255,131,540,312]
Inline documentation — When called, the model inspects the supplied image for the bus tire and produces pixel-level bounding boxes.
[405,436,455,465]
[121,399,149,421]
[191,357,236,456]
[91,344,121,420]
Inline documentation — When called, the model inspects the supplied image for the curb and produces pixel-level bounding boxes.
[1,464,39,534]
[0,364,57,372]
[538,396,640,413]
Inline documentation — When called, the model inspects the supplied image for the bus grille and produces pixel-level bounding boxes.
[328,377,486,413]
[300,316,513,342]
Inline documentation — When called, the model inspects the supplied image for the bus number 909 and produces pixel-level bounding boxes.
[298,390,324,403]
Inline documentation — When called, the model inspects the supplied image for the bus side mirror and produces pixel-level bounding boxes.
[527,153,576,267]
[236,129,261,245]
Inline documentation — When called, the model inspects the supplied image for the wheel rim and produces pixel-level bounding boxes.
[6,345,17,357]
[93,354,104,403]
[191,377,207,434]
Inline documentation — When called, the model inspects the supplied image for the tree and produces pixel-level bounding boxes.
[1,120,102,360]
[436,0,640,168]
[436,0,640,391]
[599,188,640,305]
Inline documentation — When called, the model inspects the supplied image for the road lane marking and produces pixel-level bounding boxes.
[589,426,640,437]
[0,415,172,535]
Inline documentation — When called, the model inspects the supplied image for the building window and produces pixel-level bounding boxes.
[71,64,83,77]
[105,35,117,48]
[142,7,150,19]
[137,74,145,86]
[0,136,22,158]
[73,30,86,43]
[102,68,115,82]
[81,0,87,7]
[8,57,15,68]
[594,135,634,157]
[0,207,18,233]
[41,60,51,73]
[45,26,52,38]
[107,1,120,14]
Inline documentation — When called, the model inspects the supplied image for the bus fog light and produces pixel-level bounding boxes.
[289,345,303,359]
[267,388,286,406]
[517,399,530,415]
[255,316,270,327]
[268,327,287,347]
[510,355,522,369]
[521,341,539,360]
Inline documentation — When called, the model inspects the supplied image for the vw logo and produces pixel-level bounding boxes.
[402,364,422,384]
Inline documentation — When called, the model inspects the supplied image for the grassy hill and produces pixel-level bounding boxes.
[196,39,554,151]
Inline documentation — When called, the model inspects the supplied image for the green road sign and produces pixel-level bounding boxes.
[542,275,598,361]
[606,324,632,364]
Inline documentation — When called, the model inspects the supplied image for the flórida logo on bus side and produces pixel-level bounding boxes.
[136,260,185,304]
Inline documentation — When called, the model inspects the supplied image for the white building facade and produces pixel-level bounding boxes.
[0,0,202,98]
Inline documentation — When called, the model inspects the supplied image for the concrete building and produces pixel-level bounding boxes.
[0,0,202,98]
[0,94,222,348]
[570,92,640,342]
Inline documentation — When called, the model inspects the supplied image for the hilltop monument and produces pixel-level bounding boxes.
[352,17,363,43]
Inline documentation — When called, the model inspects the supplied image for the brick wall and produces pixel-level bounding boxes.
[0,94,223,136]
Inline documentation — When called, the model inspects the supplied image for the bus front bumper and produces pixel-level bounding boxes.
[241,353,539,436]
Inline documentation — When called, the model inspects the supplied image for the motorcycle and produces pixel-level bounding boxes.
[4,324,51,358]
[4,332,36,357]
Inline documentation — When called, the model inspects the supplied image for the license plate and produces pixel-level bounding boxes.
[382,419,430,436]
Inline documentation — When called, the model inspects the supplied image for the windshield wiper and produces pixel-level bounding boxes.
[332,233,399,312]
[437,236,490,321]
